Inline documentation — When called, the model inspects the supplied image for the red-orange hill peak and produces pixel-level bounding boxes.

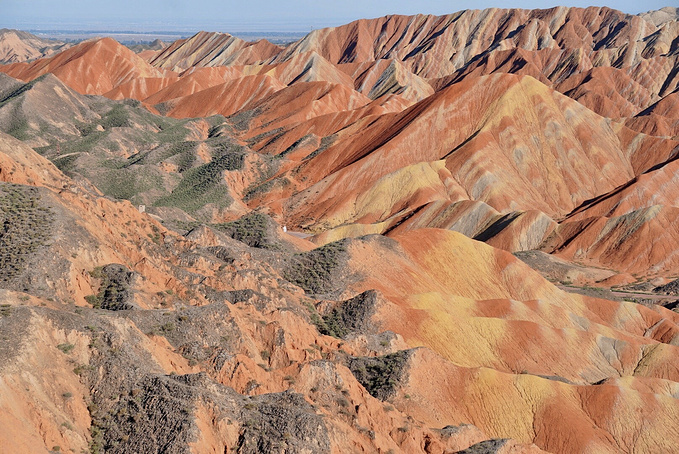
[0,37,164,95]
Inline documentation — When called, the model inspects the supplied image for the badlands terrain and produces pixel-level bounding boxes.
[1,6,679,453]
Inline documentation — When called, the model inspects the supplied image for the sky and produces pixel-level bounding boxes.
[1,0,673,32]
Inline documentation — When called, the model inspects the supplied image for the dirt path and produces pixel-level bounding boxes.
[286,231,313,239]
[609,290,677,301]
[558,285,678,304]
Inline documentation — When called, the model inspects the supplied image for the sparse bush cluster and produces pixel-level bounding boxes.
[236,392,330,453]
[0,184,53,283]
[303,133,337,161]
[347,351,410,400]
[86,264,135,311]
[52,153,79,172]
[0,304,11,317]
[284,240,348,294]
[303,302,330,334]
[1,80,281,220]
[6,111,30,140]
[243,177,291,202]
[213,213,276,249]
[173,142,197,172]
[57,343,75,354]
[153,149,243,214]
[319,290,377,338]
[654,278,679,295]
[99,104,132,130]
[98,168,162,201]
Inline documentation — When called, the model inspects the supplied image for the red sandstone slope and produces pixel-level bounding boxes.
[142,66,245,105]
[1,8,679,453]
[627,89,679,137]
[161,74,286,118]
[0,38,164,95]
[269,7,677,136]
[236,81,372,134]
[278,73,635,229]
[2,7,677,132]
[103,76,180,101]
[149,31,281,70]
[347,58,434,103]
[0,9,676,284]
[272,8,663,75]
[1,127,678,454]
[0,18,678,268]
[336,229,679,453]
[1,131,560,453]
[240,51,355,87]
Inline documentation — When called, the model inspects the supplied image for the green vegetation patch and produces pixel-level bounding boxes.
[99,104,131,130]
[97,168,162,202]
[229,107,262,131]
[3,103,32,141]
[41,130,108,157]
[86,264,135,311]
[153,151,243,214]
[304,302,330,335]
[52,153,81,173]
[0,77,38,107]
[57,343,75,354]
[347,351,410,400]
[0,184,53,283]
[303,134,337,161]
[169,142,198,172]
[279,134,314,157]
[212,212,277,249]
[284,240,349,294]
[154,123,191,144]
[243,177,290,202]
[320,290,378,338]
[237,392,330,453]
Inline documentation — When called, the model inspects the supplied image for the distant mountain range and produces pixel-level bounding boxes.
[0,28,73,63]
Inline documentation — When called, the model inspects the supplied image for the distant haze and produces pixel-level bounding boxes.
[1,0,672,33]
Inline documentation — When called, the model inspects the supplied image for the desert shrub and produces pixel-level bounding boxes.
[52,153,80,172]
[212,213,275,249]
[284,240,348,294]
[85,295,101,308]
[86,264,135,311]
[0,184,53,283]
[153,151,243,213]
[99,104,131,129]
[303,134,337,160]
[57,343,75,354]
[320,290,377,338]
[347,351,410,400]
